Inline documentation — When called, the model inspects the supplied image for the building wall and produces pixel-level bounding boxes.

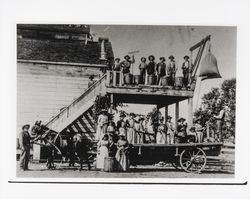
[17,61,101,133]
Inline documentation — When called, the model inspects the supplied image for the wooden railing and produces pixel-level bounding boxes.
[106,70,123,87]
[105,70,197,90]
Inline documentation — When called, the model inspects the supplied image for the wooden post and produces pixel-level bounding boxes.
[110,93,114,114]
[113,71,116,86]
[188,97,193,128]
[165,105,168,123]
[120,71,123,86]
[206,122,210,139]
[106,70,110,86]
[175,102,179,129]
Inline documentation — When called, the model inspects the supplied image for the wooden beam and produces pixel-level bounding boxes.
[110,93,114,114]
[106,87,194,97]
[189,35,211,51]
[175,102,179,130]
[188,97,193,128]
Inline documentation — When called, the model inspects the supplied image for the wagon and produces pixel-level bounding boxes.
[129,142,223,173]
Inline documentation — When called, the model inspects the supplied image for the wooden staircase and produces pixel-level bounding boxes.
[45,74,107,133]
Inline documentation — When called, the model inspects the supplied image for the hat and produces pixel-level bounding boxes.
[148,55,155,60]
[119,135,126,140]
[183,55,189,59]
[141,57,146,62]
[195,117,201,122]
[22,124,30,130]
[115,57,120,61]
[130,113,136,117]
[89,75,94,80]
[190,127,196,131]
[168,55,175,59]
[178,117,186,122]
[99,109,107,114]
[103,134,109,139]
[139,117,145,121]
[160,57,166,61]
[167,115,172,119]
[124,55,131,60]
[120,113,126,118]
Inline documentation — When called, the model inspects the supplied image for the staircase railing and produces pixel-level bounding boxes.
[45,74,107,130]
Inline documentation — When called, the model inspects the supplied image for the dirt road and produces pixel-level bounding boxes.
[16,162,234,179]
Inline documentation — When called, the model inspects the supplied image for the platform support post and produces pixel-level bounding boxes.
[165,106,168,123]
[106,70,110,86]
[175,102,179,129]
[110,93,114,114]
[113,70,116,86]
[188,97,193,128]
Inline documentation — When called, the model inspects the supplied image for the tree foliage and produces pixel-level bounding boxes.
[194,78,236,138]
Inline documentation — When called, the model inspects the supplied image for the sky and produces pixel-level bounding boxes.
[91,25,236,120]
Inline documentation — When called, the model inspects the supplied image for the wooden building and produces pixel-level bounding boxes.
[17,25,114,158]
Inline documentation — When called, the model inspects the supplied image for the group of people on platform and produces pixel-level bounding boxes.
[88,54,192,88]
[111,54,191,87]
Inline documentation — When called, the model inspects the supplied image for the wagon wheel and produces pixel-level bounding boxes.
[179,147,207,173]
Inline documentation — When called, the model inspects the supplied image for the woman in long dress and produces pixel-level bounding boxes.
[126,113,136,144]
[115,135,130,172]
[156,125,166,144]
[96,110,108,141]
[96,134,109,170]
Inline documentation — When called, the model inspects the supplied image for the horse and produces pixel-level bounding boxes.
[31,121,92,170]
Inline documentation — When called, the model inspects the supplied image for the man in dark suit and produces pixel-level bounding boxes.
[19,124,31,171]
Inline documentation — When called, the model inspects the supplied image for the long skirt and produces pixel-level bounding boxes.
[127,128,136,144]
[156,132,166,144]
[96,146,109,170]
[196,131,203,143]
[96,124,107,141]
[166,131,175,144]
[115,149,130,171]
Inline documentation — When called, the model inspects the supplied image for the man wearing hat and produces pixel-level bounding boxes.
[88,75,95,88]
[156,57,166,85]
[167,55,177,86]
[145,55,156,85]
[166,116,175,144]
[176,118,187,143]
[182,55,190,87]
[213,104,225,142]
[120,55,135,74]
[19,124,31,171]
[96,109,109,141]
[139,57,147,84]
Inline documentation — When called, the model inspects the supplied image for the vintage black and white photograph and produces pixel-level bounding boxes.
[16,24,236,178]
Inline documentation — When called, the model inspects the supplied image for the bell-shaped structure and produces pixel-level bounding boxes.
[199,51,221,79]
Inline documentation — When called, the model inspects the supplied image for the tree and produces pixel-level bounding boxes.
[147,107,162,138]
[194,78,236,139]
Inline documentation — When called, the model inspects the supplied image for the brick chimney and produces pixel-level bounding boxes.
[99,37,109,60]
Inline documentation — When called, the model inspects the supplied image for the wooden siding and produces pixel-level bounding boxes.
[17,61,100,133]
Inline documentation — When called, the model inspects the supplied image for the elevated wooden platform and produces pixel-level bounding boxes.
[106,85,194,107]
